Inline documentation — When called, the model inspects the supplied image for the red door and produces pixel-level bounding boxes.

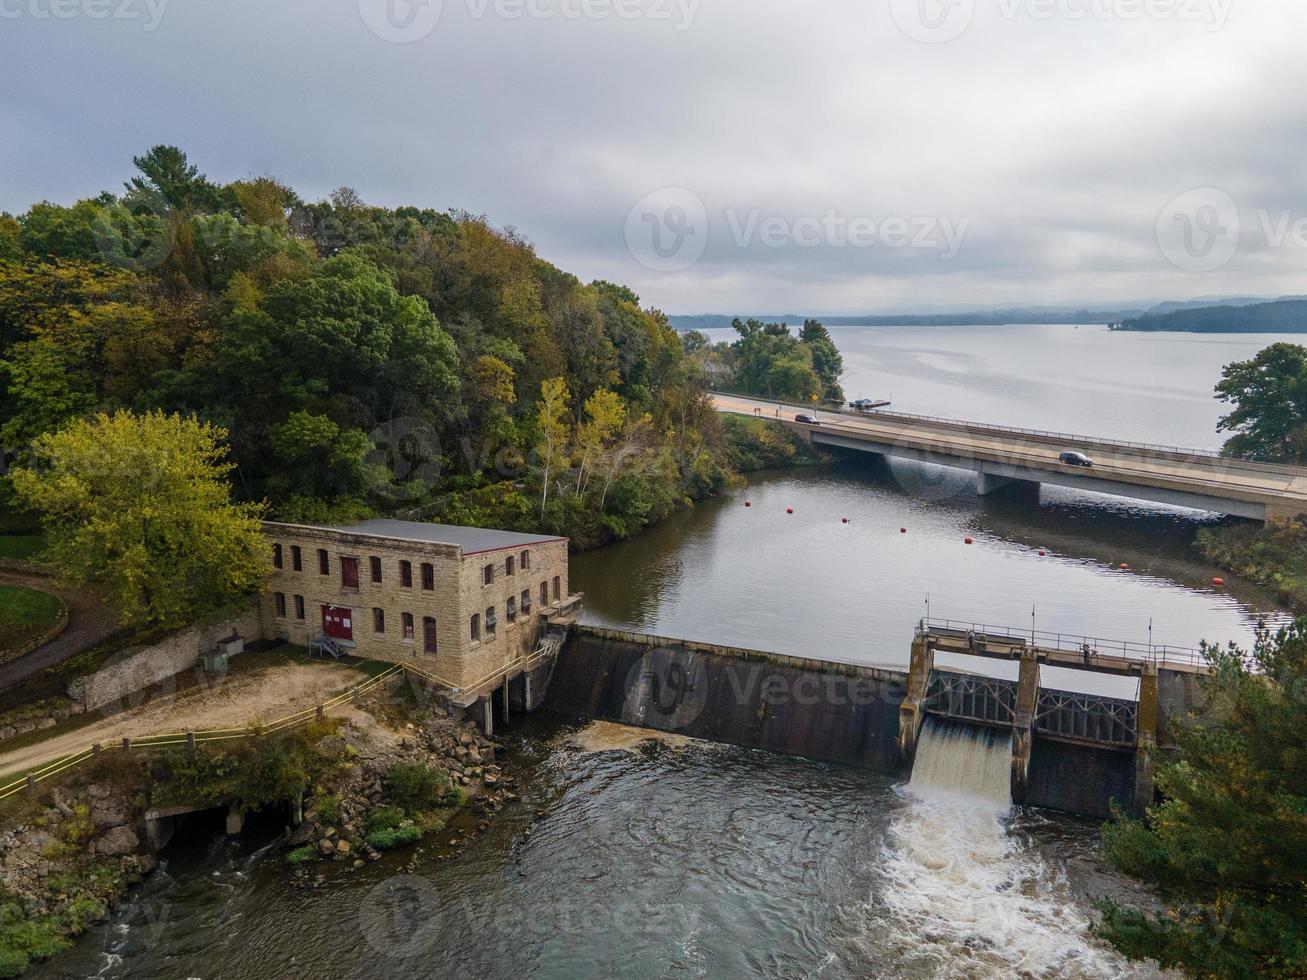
[322,605,354,641]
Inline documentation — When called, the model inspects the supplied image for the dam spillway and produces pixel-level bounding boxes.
[543,624,1209,819]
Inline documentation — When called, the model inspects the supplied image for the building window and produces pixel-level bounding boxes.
[273,543,283,569]
[275,592,287,617]
[318,549,329,575]
[506,555,515,576]
[553,576,561,602]
[402,612,414,641]
[506,596,517,623]
[521,589,531,614]
[400,560,413,588]
[370,556,382,583]
[540,582,548,607]
[291,545,302,571]
[423,616,438,654]
[421,563,434,591]
[341,557,360,590]
[521,550,530,571]
[483,564,494,585]
[470,613,480,642]
[485,607,497,635]
[294,595,305,620]
[373,608,385,633]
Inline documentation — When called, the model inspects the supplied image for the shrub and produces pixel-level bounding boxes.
[284,845,316,867]
[314,794,342,826]
[367,805,404,834]
[366,825,422,851]
[61,896,107,935]
[385,763,447,812]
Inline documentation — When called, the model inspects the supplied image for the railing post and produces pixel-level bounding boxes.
[122,737,131,751]
[187,732,196,750]
[25,774,35,797]
[316,704,325,722]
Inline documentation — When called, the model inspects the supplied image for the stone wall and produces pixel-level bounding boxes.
[68,605,261,713]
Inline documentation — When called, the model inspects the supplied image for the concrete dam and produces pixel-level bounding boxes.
[543,623,1208,819]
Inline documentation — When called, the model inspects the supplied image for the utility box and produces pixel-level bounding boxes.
[217,635,244,658]
[201,651,229,675]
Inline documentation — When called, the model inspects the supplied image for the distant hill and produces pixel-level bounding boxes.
[1144,296,1271,316]
[669,308,1144,331]
[1115,298,1307,333]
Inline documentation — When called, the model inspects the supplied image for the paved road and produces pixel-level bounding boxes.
[0,570,121,693]
[714,394,1307,520]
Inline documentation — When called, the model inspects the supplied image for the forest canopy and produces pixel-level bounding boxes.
[0,146,768,549]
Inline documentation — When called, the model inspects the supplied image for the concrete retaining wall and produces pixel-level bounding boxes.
[546,625,1149,818]
[68,605,261,713]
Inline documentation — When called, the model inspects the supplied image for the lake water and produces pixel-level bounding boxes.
[34,326,1298,979]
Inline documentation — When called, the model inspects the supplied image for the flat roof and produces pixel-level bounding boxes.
[302,519,566,555]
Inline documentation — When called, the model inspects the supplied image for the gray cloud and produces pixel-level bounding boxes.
[2,0,1304,313]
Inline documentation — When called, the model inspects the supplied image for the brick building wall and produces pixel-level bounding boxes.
[260,522,570,698]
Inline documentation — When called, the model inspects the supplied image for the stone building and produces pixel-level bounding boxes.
[259,519,580,710]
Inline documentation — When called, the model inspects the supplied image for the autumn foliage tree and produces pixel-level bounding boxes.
[10,411,267,630]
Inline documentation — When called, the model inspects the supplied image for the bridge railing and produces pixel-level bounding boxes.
[710,388,1225,457]
[918,616,1210,670]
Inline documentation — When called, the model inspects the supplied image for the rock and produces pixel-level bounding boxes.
[317,839,335,856]
[0,726,15,741]
[335,839,351,855]
[287,820,318,847]
[483,774,499,787]
[86,783,111,801]
[321,826,337,839]
[92,800,130,830]
[95,826,139,857]
[37,718,56,730]
[352,859,365,869]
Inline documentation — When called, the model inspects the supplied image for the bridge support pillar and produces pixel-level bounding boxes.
[1011,649,1040,805]
[1134,664,1159,815]
[897,635,934,767]
[225,805,244,836]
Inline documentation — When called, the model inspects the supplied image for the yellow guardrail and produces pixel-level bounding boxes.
[0,662,407,803]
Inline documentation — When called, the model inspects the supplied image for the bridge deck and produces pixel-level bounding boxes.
[919,622,1210,676]
[713,394,1307,521]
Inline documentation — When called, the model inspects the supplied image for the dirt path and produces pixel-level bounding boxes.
[0,570,120,693]
[0,660,366,780]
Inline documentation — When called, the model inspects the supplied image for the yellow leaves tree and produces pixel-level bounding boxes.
[9,410,268,630]
[535,377,571,519]
[574,388,626,495]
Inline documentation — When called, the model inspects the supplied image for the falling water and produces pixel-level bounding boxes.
[867,718,1164,979]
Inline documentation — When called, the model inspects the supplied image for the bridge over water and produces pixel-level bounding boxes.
[712,393,1307,522]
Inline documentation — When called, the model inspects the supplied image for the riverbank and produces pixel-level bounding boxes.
[1196,517,1307,613]
[0,665,508,977]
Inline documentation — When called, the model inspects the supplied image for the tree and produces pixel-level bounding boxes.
[1215,343,1307,464]
[1096,619,1307,978]
[124,145,220,213]
[574,388,626,494]
[535,377,571,519]
[799,318,845,401]
[9,410,267,630]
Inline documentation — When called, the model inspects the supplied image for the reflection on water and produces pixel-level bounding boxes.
[573,462,1284,682]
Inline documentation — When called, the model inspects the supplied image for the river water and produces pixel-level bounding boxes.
[35,325,1299,978]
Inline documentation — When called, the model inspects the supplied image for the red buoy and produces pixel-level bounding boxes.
[1119,563,1130,570]
[1039,549,1047,556]
[744,501,751,507]
[786,507,794,514]
[1213,577,1226,587]
[900,528,907,534]
[842,517,849,524]
[964,537,973,545]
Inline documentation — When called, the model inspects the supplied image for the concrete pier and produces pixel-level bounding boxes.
[1010,649,1040,804]
[897,635,934,765]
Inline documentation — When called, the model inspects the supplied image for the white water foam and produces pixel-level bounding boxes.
[872,718,1164,979]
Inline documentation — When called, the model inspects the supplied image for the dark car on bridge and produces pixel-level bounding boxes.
[794,414,819,425]
[1059,451,1094,467]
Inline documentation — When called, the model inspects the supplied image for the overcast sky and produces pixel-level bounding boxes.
[3,0,1306,314]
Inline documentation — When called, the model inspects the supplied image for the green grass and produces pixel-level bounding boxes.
[0,535,46,562]
[0,585,64,653]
